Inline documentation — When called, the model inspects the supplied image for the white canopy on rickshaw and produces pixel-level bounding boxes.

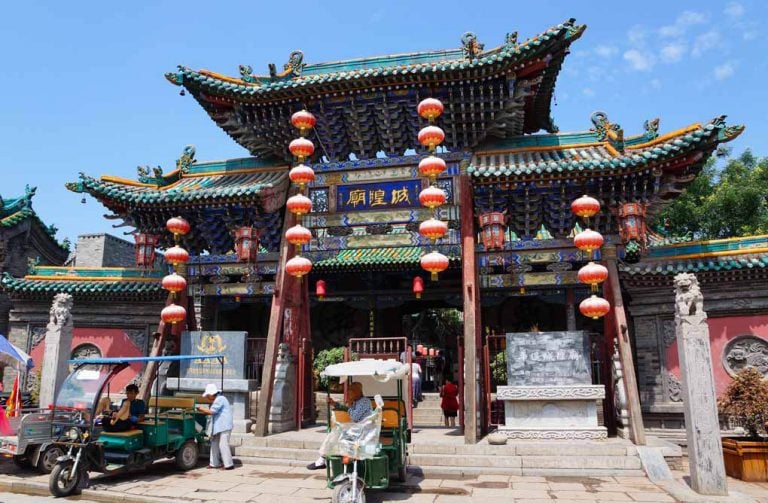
[320,359,409,382]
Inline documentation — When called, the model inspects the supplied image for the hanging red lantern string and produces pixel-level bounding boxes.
[574,228,605,254]
[421,251,449,281]
[161,273,187,295]
[289,138,315,161]
[418,155,447,181]
[286,194,313,216]
[571,195,601,219]
[161,303,187,325]
[289,164,316,189]
[417,98,444,122]
[286,224,312,250]
[578,262,609,293]
[419,186,447,209]
[165,245,189,266]
[291,110,316,136]
[166,216,191,240]
[285,255,312,280]
[419,218,448,243]
[579,295,610,319]
[418,125,445,152]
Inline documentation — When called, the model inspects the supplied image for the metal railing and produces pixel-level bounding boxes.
[245,338,268,386]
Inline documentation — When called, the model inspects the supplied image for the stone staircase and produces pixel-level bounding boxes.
[413,392,444,427]
[230,428,647,478]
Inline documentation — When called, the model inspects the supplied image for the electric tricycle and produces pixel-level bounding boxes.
[48,354,223,497]
[320,359,410,503]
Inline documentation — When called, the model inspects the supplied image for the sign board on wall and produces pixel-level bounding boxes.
[505,331,591,386]
[180,331,247,380]
[336,180,423,212]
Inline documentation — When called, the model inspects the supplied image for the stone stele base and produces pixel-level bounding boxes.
[497,385,607,440]
[166,377,257,433]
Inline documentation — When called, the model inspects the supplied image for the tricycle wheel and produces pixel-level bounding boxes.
[12,455,33,469]
[38,445,63,474]
[49,463,81,497]
[397,464,407,482]
[175,440,198,471]
[332,480,366,503]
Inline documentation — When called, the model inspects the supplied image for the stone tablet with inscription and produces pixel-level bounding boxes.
[180,331,247,380]
[505,331,591,386]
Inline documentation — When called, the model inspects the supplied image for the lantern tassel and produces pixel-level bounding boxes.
[431,271,438,281]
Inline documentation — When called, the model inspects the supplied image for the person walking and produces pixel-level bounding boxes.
[196,383,234,470]
[440,378,460,428]
[411,353,423,404]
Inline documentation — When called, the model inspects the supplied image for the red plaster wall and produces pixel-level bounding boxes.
[31,328,145,392]
[666,315,768,396]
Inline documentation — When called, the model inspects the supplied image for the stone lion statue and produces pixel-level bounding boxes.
[673,273,704,317]
[48,293,74,329]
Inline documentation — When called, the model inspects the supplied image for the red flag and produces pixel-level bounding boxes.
[6,375,19,418]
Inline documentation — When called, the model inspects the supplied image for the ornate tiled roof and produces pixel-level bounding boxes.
[165,20,586,160]
[1,186,69,256]
[1,267,165,299]
[468,115,744,179]
[314,246,460,272]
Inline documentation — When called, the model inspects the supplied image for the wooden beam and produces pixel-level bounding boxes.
[253,209,295,437]
[604,246,646,445]
[459,174,480,444]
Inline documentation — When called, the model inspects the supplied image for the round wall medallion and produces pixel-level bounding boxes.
[722,335,768,377]
[69,343,102,371]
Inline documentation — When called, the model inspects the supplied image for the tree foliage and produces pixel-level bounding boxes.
[655,150,768,239]
[717,367,768,439]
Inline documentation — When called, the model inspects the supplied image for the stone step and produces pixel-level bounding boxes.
[409,465,647,478]
[409,442,636,456]
[233,445,318,461]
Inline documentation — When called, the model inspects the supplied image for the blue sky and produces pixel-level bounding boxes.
[2,1,766,245]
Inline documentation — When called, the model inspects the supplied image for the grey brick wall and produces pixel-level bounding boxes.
[73,234,135,267]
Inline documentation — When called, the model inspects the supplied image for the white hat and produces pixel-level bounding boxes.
[202,383,219,397]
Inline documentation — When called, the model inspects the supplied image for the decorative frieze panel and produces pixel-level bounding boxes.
[666,373,682,402]
[497,385,605,400]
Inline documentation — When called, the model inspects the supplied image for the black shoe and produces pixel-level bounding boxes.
[222,465,235,471]
[307,462,326,470]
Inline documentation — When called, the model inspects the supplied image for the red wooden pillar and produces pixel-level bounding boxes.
[459,174,481,443]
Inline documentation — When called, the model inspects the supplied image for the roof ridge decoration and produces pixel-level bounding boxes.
[135,145,197,186]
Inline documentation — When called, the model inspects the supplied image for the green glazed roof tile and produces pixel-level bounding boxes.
[1,272,165,299]
[315,246,460,271]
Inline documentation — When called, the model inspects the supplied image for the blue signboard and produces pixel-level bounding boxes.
[336,179,423,212]
[180,331,246,380]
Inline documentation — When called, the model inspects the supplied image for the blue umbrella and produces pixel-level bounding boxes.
[0,335,34,371]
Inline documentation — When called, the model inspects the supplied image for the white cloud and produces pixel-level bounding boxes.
[714,62,735,80]
[659,11,708,38]
[724,2,745,18]
[660,43,687,63]
[650,78,662,90]
[594,45,618,58]
[582,87,595,97]
[692,30,722,57]
[623,49,655,71]
[627,25,647,47]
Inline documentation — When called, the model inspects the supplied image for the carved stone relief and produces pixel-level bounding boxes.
[662,319,676,347]
[666,373,682,402]
[29,325,47,350]
[722,335,768,377]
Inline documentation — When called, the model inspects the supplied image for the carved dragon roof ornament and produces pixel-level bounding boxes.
[590,111,624,152]
[461,32,484,60]
[269,50,306,79]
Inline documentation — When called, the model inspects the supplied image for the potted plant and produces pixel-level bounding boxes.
[718,367,768,481]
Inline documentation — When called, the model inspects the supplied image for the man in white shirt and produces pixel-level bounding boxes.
[411,356,423,404]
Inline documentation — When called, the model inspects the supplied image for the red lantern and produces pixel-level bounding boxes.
[578,262,608,293]
[419,218,448,243]
[166,216,191,237]
[418,156,447,180]
[419,186,447,209]
[412,276,424,299]
[162,273,187,294]
[134,233,160,267]
[478,212,507,251]
[234,226,259,262]
[286,194,312,216]
[421,251,449,281]
[417,98,444,122]
[289,164,316,188]
[286,224,312,249]
[571,195,601,219]
[618,202,647,245]
[285,255,312,279]
[579,295,610,319]
[289,138,315,160]
[291,110,316,134]
[161,303,186,325]
[574,229,604,253]
[418,126,445,151]
[165,245,189,266]
[316,279,326,300]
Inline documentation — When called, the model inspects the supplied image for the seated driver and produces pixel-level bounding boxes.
[102,384,145,432]
[307,381,372,470]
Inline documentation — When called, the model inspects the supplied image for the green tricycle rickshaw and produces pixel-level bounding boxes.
[320,359,410,503]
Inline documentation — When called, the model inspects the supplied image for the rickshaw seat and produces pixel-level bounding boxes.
[379,436,394,446]
[381,409,400,429]
[332,410,351,423]
[148,397,196,410]
[100,429,143,438]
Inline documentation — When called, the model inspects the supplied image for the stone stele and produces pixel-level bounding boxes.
[38,293,75,409]
[673,272,728,496]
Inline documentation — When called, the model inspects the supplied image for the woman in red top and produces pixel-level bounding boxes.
[439,379,460,427]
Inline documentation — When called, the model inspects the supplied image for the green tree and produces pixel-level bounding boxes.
[655,150,768,239]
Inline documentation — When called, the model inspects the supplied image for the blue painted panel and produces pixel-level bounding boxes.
[336,179,423,211]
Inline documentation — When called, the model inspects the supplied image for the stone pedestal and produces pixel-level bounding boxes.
[498,331,606,440]
[166,377,257,433]
[268,343,296,434]
[497,385,606,439]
